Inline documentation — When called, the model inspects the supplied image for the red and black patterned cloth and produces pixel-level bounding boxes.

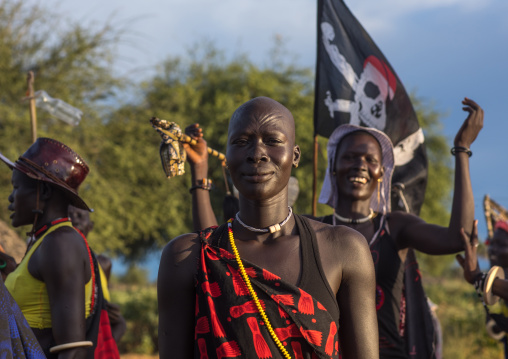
[195,216,340,359]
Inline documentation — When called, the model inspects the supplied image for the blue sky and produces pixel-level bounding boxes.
[27,0,508,276]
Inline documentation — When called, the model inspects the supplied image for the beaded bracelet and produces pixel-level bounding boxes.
[451,146,472,157]
[189,178,213,193]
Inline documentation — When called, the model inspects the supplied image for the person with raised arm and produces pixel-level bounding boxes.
[158,97,378,358]
[183,97,483,358]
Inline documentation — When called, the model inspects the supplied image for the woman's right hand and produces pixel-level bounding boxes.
[453,97,483,148]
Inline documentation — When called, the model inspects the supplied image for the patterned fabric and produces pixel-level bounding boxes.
[0,279,45,359]
[195,225,340,359]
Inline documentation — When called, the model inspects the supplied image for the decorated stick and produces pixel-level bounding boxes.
[150,117,226,178]
[150,117,225,160]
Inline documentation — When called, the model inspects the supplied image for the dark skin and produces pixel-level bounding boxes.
[158,97,378,358]
[7,169,91,359]
[184,97,483,355]
[68,205,127,342]
[457,221,508,301]
[331,98,482,264]
[186,97,483,256]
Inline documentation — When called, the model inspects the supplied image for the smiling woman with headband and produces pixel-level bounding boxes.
[315,98,483,359]
[0,138,103,358]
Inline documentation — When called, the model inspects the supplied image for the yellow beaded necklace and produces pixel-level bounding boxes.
[227,219,291,359]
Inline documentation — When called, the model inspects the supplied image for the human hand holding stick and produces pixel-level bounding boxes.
[150,117,226,177]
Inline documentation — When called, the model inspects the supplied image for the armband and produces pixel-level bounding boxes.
[49,341,93,353]
[451,146,472,157]
[189,178,213,193]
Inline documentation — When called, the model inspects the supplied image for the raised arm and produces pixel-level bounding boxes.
[39,230,90,359]
[158,233,201,358]
[183,124,218,231]
[397,98,483,254]
[336,230,379,359]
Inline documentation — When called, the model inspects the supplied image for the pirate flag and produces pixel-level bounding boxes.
[314,0,428,215]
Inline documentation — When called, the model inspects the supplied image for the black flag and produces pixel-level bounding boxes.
[314,2,437,359]
[314,0,428,215]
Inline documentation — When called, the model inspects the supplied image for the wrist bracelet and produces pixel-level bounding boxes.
[483,266,505,305]
[451,146,472,157]
[189,178,213,193]
[0,260,6,269]
[49,341,93,353]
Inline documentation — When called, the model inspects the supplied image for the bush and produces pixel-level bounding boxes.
[111,285,158,354]
[424,274,503,358]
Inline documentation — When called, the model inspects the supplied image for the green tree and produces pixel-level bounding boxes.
[0,0,455,265]
[91,42,322,258]
[412,96,456,276]
[0,0,124,240]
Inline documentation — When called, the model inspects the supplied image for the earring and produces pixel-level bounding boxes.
[376,178,382,212]
[293,163,298,168]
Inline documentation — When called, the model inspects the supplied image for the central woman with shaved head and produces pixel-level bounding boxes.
[157,97,379,358]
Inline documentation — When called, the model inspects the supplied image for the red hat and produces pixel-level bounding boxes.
[0,138,91,211]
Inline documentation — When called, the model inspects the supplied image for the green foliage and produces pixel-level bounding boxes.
[111,285,158,354]
[0,0,456,268]
[415,95,453,226]
[117,264,150,286]
[0,0,124,238]
[412,95,456,276]
[88,42,323,258]
[424,273,503,358]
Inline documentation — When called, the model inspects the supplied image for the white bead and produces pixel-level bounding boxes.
[269,224,281,233]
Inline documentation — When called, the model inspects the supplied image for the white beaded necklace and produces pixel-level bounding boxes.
[333,208,374,224]
[235,207,293,233]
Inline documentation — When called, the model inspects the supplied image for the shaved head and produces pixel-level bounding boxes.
[228,97,296,145]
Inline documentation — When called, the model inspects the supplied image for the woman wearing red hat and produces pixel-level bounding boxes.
[0,138,100,359]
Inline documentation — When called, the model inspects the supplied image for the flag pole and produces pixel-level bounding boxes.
[312,134,318,217]
[27,71,37,143]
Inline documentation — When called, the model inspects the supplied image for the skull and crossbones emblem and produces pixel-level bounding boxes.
[321,21,397,131]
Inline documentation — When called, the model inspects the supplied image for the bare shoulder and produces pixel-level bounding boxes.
[307,217,367,247]
[306,217,370,261]
[38,226,88,266]
[158,233,201,289]
[161,233,201,266]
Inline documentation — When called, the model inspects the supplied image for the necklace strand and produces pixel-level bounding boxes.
[334,208,374,224]
[227,219,291,359]
[235,206,293,233]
